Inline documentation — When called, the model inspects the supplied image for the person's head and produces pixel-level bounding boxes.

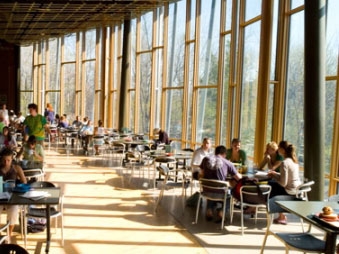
[153,128,160,135]
[201,137,211,150]
[46,103,52,109]
[27,135,37,148]
[266,141,278,155]
[2,104,6,109]
[60,116,65,121]
[2,126,10,136]
[215,145,227,157]
[28,103,38,116]
[0,147,14,167]
[98,120,103,127]
[75,115,80,121]
[278,140,298,163]
[231,138,241,151]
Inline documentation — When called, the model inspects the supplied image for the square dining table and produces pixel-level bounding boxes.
[276,200,339,254]
[0,187,61,253]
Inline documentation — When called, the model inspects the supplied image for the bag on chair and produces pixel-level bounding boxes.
[231,177,267,204]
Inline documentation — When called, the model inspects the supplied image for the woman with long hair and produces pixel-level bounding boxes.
[0,126,17,150]
[267,141,301,224]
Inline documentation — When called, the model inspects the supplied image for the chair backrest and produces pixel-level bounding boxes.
[199,178,228,193]
[0,243,29,254]
[296,180,315,200]
[29,181,56,188]
[158,164,170,176]
[240,184,271,205]
[182,148,194,152]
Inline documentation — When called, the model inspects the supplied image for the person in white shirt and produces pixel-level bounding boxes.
[191,137,212,179]
[0,103,9,126]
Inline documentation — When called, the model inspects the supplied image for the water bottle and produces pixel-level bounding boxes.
[0,176,3,193]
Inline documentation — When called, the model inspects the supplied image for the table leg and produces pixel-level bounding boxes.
[325,232,337,254]
[45,205,51,253]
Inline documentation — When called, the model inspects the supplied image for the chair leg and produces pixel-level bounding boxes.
[195,195,202,224]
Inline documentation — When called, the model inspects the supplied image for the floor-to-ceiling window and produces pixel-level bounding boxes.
[18,0,339,195]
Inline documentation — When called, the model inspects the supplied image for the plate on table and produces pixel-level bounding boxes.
[312,213,339,229]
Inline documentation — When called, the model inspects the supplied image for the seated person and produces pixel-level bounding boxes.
[57,115,69,141]
[200,145,242,222]
[72,115,83,128]
[0,126,17,150]
[152,128,170,149]
[191,137,212,179]
[93,120,107,155]
[21,135,45,162]
[79,119,93,152]
[0,148,27,236]
[267,141,301,225]
[258,141,283,171]
[226,138,247,166]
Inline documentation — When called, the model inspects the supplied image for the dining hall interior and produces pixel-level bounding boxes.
[0,0,339,253]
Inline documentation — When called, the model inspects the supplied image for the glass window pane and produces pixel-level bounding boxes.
[325,81,336,176]
[139,53,152,133]
[291,0,304,10]
[85,61,95,120]
[20,92,34,115]
[326,0,339,76]
[48,38,60,90]
[199,0,220,87]
[245,0,262,21]
[85,30,96,59]
[140,12,153,51]
[270,0,279,80]
[284,11,304,165]
[189,0,196,40]
[221,34,231,143]
[167,2,186,88]
[63,64,76,119]
[20,46,33,90]
[225,0,233,31]
[167,89,183,139]
[64,34,76,62]
[239,21,261,158]
[196,88,217,142]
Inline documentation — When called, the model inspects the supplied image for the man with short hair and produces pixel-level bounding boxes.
[23,103,49,145]
[200,145,242,222]
[191,137,212,179]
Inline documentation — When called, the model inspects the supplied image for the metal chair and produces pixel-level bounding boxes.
[153,156,177,189]
[23,168,45,182]
[260,182,325,254]
[195,178,229,229]
[23,181,64,247]
[154,165,188,213]
[238,184,271,235]
[0,221,10,244]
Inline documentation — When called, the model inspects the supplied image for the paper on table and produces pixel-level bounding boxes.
[255,171,268,176]
[20,190,51,199]
[0,192,12,200]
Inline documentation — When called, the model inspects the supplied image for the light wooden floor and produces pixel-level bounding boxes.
[5,144,327,253]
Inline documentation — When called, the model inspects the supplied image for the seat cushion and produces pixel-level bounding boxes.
[275,233,325,252]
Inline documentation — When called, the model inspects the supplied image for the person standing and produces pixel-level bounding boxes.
[0,103,9,126]
[44,103,55,124]
[23,103,49,145]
